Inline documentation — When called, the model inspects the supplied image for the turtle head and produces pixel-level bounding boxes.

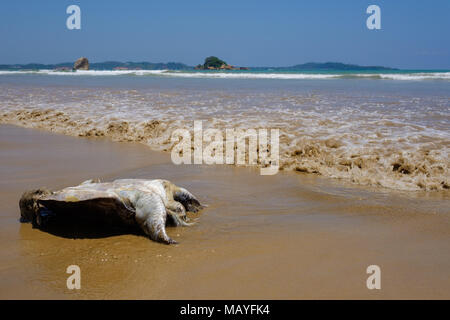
[174,187,204,213]
[19,188,51,225]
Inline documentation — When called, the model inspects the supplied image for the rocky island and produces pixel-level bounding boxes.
[195,56,249,70]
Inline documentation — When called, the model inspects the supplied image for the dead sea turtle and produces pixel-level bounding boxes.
[19,179,203,244]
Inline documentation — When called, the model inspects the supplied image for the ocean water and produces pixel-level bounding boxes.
[1,69,450,80]
[0,70,449,191]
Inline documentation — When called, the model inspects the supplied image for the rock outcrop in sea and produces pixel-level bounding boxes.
[73,57,89,70]
[195,56,248,70]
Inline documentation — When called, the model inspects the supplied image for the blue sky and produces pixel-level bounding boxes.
[0,0,449,68]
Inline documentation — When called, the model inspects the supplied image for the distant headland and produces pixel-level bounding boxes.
[0,56,397,71]
[263,62,397,71]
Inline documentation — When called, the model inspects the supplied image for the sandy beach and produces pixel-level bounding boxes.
[1,0,450,307]
[1,124,449,299]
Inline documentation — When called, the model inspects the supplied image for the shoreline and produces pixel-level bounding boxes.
[1,113,448,194]
[0,124,449,299]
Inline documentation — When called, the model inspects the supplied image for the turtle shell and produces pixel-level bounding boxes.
[37,185,136,227]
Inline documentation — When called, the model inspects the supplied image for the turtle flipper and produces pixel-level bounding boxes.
[166,209,196,227]
[133,191,177,244]
[165,200,196,226]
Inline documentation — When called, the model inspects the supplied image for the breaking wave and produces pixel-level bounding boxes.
[0,69,449,81]
[0,84,448,192]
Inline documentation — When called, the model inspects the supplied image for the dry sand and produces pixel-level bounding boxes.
[0,124,449,299]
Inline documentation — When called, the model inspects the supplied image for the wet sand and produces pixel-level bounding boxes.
[0,124,449,299]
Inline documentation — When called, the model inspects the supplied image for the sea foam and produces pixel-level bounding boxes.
[1,82,448,192]
[0,69,449,81]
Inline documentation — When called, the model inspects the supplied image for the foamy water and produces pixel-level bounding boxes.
[0,73,449,191]
[0,69,449,80]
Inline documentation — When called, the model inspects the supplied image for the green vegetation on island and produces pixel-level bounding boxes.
[195,56,228,70]
[194,56,249,70]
